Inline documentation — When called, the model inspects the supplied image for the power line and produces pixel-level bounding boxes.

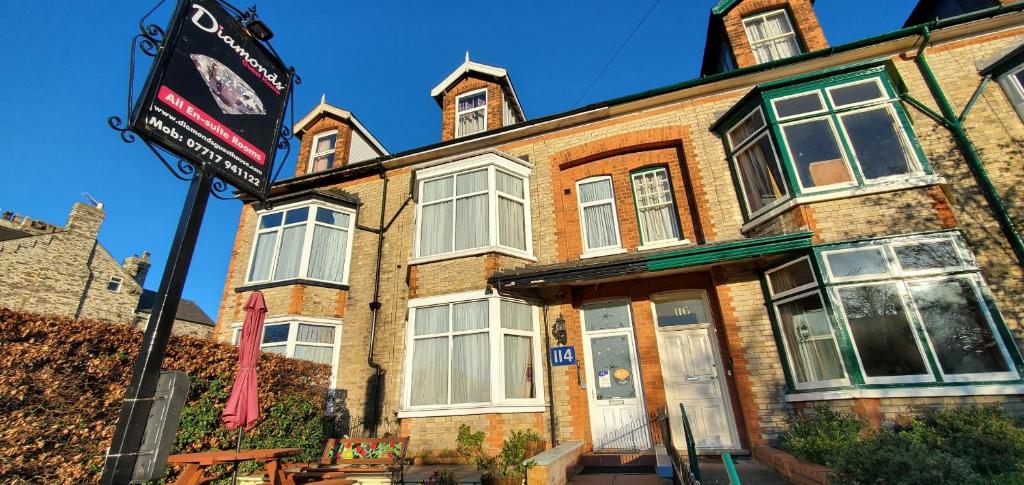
[572,0,662,108]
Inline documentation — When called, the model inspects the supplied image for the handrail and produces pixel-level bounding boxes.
[680,404,702,482]
[592,408,663,451]
[723,452,741,484]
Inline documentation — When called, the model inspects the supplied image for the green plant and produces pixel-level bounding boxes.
[904,405,1024,478]
[493,430,536,478]
[425,468,458,485]
[779,405,865,467]
[831,427,981,485]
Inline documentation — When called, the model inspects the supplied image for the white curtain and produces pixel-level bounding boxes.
[500,300,532,331]
[579,179,613,203]
[422,177,454,202]
[583,204,618,250]
[452,333,490,403]
[729,110,765,145]
[294,345,333,364]
[639,205,676,242]
[498,197,526,250]
[737,137,782,212]
[297,323,334,343]
[420,201,453,256]
[453,301,488,331]
[503,335,533,399]
[415,305,449,335]
[455,194,488,250]
[249,232,277,281]
[496,172,523,197]
[273,225,305,280]
[747,12,800,62]
[307,225,348,282]
[458,93,487,135]
[411,337,448,405]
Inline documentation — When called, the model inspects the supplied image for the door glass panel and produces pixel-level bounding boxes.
[775,294,845,384]
[908,278,1010,375]
[654,297,709,327]
[838,283,929,378]
[825,248,890,279]
[591,335,637,400]
[583,301,631,331]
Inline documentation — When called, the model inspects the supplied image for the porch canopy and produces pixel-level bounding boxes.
[488,231,813,291]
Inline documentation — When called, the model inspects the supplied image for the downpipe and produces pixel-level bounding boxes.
[913,25,1024,265]
[366,163,387,437]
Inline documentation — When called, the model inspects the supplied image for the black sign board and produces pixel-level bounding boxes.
[131,0,291,198]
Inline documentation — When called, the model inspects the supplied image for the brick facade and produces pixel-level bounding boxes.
[214,3,1024,461]
[722,0,828,69]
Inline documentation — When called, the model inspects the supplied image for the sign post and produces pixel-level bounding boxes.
[101,0,292,482]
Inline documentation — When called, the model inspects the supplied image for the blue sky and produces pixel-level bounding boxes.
[0,1,916,319]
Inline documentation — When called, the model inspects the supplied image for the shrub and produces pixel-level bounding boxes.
[779,405,865,467]
[905,405,1024,478]
[831,427,982,485]
[0,308,330,483]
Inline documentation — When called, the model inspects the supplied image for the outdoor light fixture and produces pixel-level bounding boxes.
[245,18,273,41]
[552,314,567,345]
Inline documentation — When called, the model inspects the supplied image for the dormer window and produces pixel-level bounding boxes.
[456,89,488,137]
[309,131,338,173]
[743,9,801,64]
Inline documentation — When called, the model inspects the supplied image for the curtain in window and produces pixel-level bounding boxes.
[420,201,453,256]
[579,179,613,203]
[410,337,448,405]
[458,93,487,136]
[776,294,845,383]
[639,206,675,242]
[497,172,526,250]
[633,170,679,244]
[273,226,305,280]
[249,232,277,281]
[452,333,490,403]
[768,259,814,295]
[294,345,333,364]
[583,204,618,249]
[453,301,488,331]
[747,12,800,62]
[297,324,334,343]
[307,225,348,282]
[415,305,449,335]
[455,194,488,250]
[500,301,532,331]
[736,136,784,213]
[504,335,534,398]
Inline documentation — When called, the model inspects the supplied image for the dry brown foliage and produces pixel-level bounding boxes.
[0,307,329,484]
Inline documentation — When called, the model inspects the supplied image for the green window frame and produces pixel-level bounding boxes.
[763,231,1024,394]
[723,67,932,221]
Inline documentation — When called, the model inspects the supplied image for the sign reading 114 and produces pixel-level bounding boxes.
[550,346,576,366]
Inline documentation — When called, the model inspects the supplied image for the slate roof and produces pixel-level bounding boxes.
[0,226,29,241]
[137,290,215,326]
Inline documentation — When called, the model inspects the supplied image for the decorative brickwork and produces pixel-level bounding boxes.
[722,0,828,69]
[439,76,506,142]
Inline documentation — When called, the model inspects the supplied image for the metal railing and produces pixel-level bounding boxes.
[678,404,702,485]
[592,408,665,452]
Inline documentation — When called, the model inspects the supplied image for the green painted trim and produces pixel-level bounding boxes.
[980,43,1024,78]
[759,259,800,391]
[646,231,813,272]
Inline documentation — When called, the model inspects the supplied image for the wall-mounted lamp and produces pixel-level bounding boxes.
[240,6,274,41]
[552,314,567,345]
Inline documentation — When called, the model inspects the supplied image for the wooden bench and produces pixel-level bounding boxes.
[287,437,409,484]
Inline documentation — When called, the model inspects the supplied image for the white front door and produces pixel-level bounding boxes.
[653,293,739,451]
[581,300,650,450]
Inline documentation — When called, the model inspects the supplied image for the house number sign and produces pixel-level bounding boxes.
[550,345,577,366]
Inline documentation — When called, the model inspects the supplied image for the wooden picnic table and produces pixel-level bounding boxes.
[167,447,301,485]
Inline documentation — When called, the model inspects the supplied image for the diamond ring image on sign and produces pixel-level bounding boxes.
[190,54,266,115]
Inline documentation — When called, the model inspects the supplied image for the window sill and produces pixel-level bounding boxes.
[396,404,546,418]
[580,247,627,259]
[740,174,946,234]
[638,239,691,252]
[235,279,350,293]
[409,246,537,266]
[785,382,1024,402]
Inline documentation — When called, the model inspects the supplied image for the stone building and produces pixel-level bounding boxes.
[214,0,1024,462]
[0,202,214,338]
[134,290,215,339]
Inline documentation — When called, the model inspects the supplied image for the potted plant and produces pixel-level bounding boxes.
[520,429,546,458]
[424,468,459,485]
[456,425,536,485]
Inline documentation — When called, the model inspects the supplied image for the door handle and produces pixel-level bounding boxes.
[685,376,699,381]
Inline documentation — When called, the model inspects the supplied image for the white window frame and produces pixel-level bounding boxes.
[107,276,123,293]
[399,290,546,417]
[231,316,343,385]
[765,256,819,299]
[831,280,936,385]
[455,88,488,138]
[903,274,1019,383]
[998,62,1024,121]
[412,154,534,263]
[244,200,357,286]
[742,9,801,64]
[630,167,685,248]
[307,131,339,174]
[770,289,851,390]
[577,176,624,258]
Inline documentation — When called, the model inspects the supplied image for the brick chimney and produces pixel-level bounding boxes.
[431,52,525,142]
[65,202,105,238]
[123,251,151,286]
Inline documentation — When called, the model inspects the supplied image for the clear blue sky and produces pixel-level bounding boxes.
[0,1,915,318]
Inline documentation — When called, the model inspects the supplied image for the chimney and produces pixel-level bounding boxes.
[123,251,151,286]
[65,202,105,238]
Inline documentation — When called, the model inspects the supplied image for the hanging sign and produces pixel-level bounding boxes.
[550,345,577,366]
[131,0,292,198]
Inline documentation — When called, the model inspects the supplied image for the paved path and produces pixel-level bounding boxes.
[570,472,664,484]
[696,456,792,484]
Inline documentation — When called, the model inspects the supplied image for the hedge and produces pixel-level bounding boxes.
[0,308,331,484]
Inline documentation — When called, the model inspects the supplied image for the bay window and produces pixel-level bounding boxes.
[630,167,683,246]
[247,201,355,286]
[456,89,487,137]
[742,9,802,64]
[577,176,622,256]
[414,155,532,261]
[719,68,932,222]
[309,131,338,173]
[402,291,544,415]
[766,232,1021,393]
[232,317,342,383]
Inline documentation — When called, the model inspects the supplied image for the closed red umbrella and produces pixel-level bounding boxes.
[223,291,267,431]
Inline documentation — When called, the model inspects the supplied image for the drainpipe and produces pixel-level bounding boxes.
[542,303,558,447]
[366,163,388,437]
[911,25,1024,264]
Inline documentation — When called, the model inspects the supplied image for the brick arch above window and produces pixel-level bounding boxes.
[551,126,689,170]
